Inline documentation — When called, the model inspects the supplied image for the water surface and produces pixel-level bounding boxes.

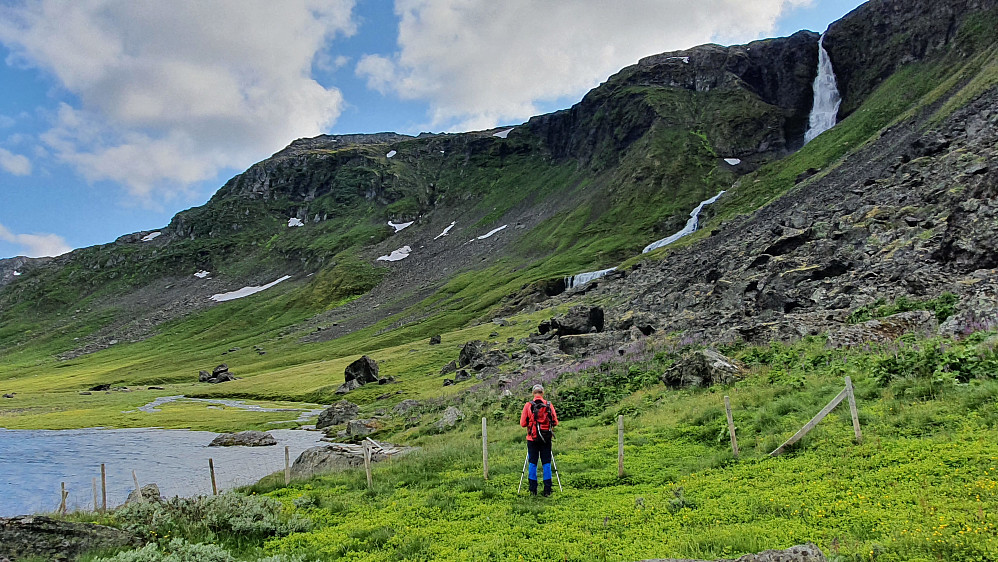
[0,427,324,516]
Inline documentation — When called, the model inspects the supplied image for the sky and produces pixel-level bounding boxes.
[0,0,865,260]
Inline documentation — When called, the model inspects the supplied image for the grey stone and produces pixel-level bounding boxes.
[429,335,442,345]
[209,430,277,447]
[347,419,377,437]
[344,355,379,385]
[393,399,420,415]
[316,400,359,429]
[335,379,362,394]
[125,484,162,505]
[458,340,488,368]
[662,349,741,388]
[435,406,464,430]
[440,360,458,375]
[550,306,605,335]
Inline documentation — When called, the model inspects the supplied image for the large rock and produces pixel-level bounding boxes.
[346,419,378,437]
[344,355,379,385]
[0,515,140,561]
[550,306,605,336]
[290,443,417,478]
[125,483,162,505]
[198,364,237,384]
[209,430,277,447]
[640,543,826,562]
[458,340,488,368]
[662,349,741,388]
[435,406,464,430]
[316,400,360,429]
[335,379,362,394]
[392,399,420,415]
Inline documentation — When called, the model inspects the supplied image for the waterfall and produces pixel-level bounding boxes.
[642,190,726,254]
[803,35,841,144]
[565,267,617,290]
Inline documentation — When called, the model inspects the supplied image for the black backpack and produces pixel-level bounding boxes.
[529,399,554,442]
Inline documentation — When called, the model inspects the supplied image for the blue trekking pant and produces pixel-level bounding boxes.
[527,437,553,481]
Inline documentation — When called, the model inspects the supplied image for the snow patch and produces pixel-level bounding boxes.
[288,218,304,228]
[194,270,210,279]
[389,220,414,233]
[210,276,291,302]
[565,267,617,290]
[386,150,397,158]
[642,191,726,254]
[12,271,21,276]
[493,128,513,139]
[377,245,412,262]
[476,225,507,240]
[141,232,161,242]
[723,158,741,165]
[434,221,456,240]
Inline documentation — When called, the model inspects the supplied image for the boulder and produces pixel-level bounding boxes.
[458,340,488,368]
[440,360,458,375]
[442,379,454,386]
[429,335,442,345]
[0,516,140,562]
[125,484,162,505]
[290,443,417,478]
[615,311,657,336]
[316,400,360,429]
[89,383,111,391]
[344,355,379,385]
[335,379,362,394]
[346,419,378,437]
[212,364,229,376]
[198,370,211,382]
[435,406,464,430]
[550,306,605,335]
[209,431,277,447]
[198,365,237,384]
[454,370,471,382]
[662,349,741,388]
[639,543,826,562]
[393,399,420,415]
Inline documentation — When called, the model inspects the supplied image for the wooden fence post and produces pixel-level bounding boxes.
[92,477,99,512]
[100,464,107,511]
[132,470,142,502]
[363,443,373,489]
[724,396,739,458]
[845,376,862,443]
[285,446,291,485]
[617,415,625,478]
[482,417,489,481]
[59,482,67,515]
[770,388,848,456]
[209,458,218,495]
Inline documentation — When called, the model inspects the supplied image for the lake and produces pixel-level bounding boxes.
[0,427,325,516]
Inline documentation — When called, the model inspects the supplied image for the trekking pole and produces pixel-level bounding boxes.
[550,452,564,492]
[516,454,529,493]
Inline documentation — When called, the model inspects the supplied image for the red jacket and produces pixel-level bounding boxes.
[520,399,558,441]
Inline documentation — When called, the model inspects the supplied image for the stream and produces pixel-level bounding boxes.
[0,427,325,517]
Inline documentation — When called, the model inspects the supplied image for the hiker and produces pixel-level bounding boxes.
[520,384,559,496]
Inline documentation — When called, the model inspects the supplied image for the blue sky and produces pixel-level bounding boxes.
[0,0,864,259]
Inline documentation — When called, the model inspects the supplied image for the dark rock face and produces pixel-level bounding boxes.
[344,356,379,385]
[209,431,277,447]
[661,350,741,388]
[458,341,488,368]
[316,400,360,429]
[550,306,605,336]
[640,543,826,562]
[825,0,998,116]
[0,515,140,561]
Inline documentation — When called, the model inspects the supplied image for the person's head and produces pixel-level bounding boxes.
[532,384,544,400]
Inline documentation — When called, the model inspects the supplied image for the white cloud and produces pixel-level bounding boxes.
[359,0,811,130]
[0,114,14,128]
[0,147,31,175]
[0,223,71,257]
[0,1,357,201]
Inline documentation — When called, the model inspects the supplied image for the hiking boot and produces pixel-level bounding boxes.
[528,479,538,495]
[542,479,553,497]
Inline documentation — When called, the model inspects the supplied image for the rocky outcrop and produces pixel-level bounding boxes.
[198,364,236,384]
[290,442,417,478]
[316,400,360,429]
[208,431,277,447]
[640,543,826,562]
[545,306,605,336]
[828,311,938,347]
[337,356,379,393]
[346,419,378,437]
[662,350,741,388]
[435,406,464,430]
[0,515,140,561]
